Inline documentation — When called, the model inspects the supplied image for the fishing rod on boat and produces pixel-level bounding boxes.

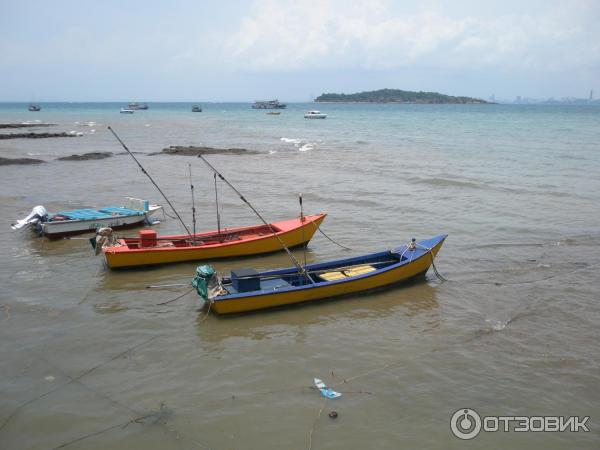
[188,163,197,243]
[197,154,312,281]
[300,193,307,267]
[107,126,192,237]
[214,173,221,236]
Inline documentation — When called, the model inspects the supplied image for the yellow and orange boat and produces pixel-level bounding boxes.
[101,213,326,268]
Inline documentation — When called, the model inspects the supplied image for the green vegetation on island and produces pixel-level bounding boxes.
[314,88,488,104]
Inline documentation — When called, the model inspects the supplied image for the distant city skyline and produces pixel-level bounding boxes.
[1,0,599,102]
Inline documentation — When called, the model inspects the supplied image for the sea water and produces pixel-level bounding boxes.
[1,102,599,449]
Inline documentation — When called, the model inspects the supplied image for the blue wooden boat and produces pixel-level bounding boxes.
[193,234,447,314]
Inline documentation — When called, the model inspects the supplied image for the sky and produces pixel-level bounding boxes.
[1,0,599,102]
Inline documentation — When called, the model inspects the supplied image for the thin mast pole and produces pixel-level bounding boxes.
[300,193,307,267]
[108,126,191,236]
[197,154,310,280]
[188,163,197,242]
[214,173,221,236]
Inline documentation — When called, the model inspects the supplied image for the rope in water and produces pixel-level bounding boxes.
[415,242,449,282]
[156,288,194,306]
[413,241,600,286]
[308,220,353,251]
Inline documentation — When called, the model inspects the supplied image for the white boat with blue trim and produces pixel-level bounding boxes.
[12,197,162,238]
[304,110,327,119]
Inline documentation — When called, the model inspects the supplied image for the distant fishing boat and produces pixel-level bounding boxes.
[192,105,202,112]
[252,100,286,109]
[12,198,162,238]
[98,214,326,268]
[120,108,135,114]
[128,103,148,110]
[304,110,327,119]
[192,234,447,314]
[28,104,41,112]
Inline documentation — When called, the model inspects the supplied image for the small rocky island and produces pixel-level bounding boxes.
[315,88,488,104]
[57,152,114,161]
[151,146,261,156]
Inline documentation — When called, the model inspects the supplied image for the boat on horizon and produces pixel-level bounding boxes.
[98,214,326,268]
[28,104,41,112]
[192,105,202,112]
[12,198,162,238]
[128,102,149,110]
[252,100,287,109]
[192,234,447,314]
[304,110,327,119]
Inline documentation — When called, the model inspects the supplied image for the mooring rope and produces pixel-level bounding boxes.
[415,242,449,282]
[199,299,213,322]
[156,288,194,306]
[308,220,353,251]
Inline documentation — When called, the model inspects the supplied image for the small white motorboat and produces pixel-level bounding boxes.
[12,197,162,238]
[304,110,327,119]
[120,108,135,114]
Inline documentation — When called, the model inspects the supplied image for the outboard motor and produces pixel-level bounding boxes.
[11,206,48,231]
[192,265,220,301]
[92,227,117,255]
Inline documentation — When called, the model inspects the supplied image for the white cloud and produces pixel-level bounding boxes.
[221,0,600,72]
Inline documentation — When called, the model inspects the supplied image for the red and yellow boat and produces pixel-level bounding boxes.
[101,214,326,268]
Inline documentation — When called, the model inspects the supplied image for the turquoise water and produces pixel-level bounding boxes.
[1,102,599,449]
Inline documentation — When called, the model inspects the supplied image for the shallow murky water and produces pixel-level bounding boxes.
[1,103,599,449]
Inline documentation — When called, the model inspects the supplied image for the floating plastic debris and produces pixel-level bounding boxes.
[314,378,341,399]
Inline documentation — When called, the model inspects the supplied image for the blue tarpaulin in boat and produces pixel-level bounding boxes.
[55,206,143,221]
[56,209,113,220]
[98,207,144,216]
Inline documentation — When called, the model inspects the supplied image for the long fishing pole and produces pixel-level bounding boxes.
[108,126,191,236]
[197,154,311,280]
[214,173,221,236]
[300,193,307,267]
[188,163,197,243]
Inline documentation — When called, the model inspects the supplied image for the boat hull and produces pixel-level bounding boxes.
[104,214,326,268]
[210,235,446,314]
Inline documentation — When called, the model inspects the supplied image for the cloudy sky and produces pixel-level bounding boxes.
[1,0,598,101]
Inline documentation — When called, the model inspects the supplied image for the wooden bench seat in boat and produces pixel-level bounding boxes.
[318,264,376,281]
